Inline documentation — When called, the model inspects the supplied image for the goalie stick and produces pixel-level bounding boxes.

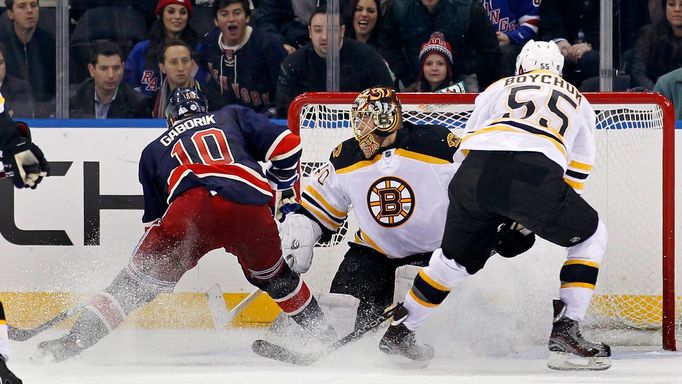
[8,306,82,341]
[251,303,401,365]
[206,285,262,329]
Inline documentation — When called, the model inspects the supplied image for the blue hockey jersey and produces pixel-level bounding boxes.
[481,0,540,45]
[138,105,302,225]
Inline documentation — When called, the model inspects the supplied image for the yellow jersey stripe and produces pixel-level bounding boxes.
[568,160,593,171]
[563,259,600,268]
[486,117,564,139]
[0,319,6,325]
[418,270,450,292]
[304,185,347,219]
[462,125,567,159]
[301,200,341,231]
[357,230,387,255]
[395,149,451,164]
[336,156,382,174]
[408,289,439,307]
[561,282,596,290]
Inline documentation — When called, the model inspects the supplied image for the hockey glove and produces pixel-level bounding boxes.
[495,221,535,258]
[0,356,22,384]
[279,213,322,274]
[273,188,300,222]
[2,121,49,189]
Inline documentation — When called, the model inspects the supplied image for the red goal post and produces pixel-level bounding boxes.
[288,92,677,351]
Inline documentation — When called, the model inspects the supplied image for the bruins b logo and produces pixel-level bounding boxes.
[367,176,415,227]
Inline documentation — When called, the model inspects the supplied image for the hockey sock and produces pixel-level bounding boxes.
[561,219,606,321]
[402,248,469,330]
[559,259,599,321]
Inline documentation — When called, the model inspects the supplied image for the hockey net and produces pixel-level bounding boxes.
[288,92,678,350]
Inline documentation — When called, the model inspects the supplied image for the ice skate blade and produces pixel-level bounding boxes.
[547,351,612,371]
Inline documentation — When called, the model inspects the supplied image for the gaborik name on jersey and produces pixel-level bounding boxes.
[160,115,217,146]
[504,72,583,105]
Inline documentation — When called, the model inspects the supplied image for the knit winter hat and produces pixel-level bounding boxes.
[156,0,193,15]
[418,32,453,82]
[418,32,453,65]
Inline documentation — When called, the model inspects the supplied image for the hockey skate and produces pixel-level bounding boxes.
[379,304,434,362]
[547,300,611,371]
[32,334,86,363]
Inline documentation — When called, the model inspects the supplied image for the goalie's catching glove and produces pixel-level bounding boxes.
[495,221,535,258]
[0,356,22,384]
[279,214,322,274]
[1,121,49,189]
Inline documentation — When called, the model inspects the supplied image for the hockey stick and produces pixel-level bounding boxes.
[206,285,262,329]
[251,303,401,365]
[7,306,82,342]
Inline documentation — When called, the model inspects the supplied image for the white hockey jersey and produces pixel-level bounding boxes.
[301,123,461,259]
[461,69,597,193]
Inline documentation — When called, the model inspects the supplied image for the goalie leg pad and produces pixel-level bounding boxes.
[316,293,360,337]
[330,245,401,330]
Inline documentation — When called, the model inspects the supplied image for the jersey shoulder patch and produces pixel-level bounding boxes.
[399,123,460,163]
[329,137,367,170]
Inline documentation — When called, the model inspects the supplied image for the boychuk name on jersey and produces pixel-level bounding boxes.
[504,73,583,104]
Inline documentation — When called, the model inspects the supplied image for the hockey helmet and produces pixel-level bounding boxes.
[165,87,209,126]
[515,40,564,76]
[350,87,403,158]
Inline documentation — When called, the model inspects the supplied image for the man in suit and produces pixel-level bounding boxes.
[70,42,150,119]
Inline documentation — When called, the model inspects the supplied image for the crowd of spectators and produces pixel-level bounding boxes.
[0,0,679,120]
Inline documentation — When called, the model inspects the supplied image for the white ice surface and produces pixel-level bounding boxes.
[8,326,682,384]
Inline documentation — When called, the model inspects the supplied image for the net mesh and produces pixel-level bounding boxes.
[293,96,680,344]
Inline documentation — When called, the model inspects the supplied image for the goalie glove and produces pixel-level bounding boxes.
[495,221,535,258]
[1,121,49,189]
[0,356,22,384]
[279,213,322,274]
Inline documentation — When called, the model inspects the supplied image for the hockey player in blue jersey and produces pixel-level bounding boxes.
[34,87,336,362]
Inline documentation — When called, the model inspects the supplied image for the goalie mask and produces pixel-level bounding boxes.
[515,40,564,76]
[351,87,403,158]
[165,87,209,126]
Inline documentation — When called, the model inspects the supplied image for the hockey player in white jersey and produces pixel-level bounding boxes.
[279,86,534,333]
[379,40,611,371]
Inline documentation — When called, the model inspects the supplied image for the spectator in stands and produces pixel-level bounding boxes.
[70,42,150,119]
[539,0,599,88]
[481,0,540,78]
[631,0,682,90]
[379,0,503,91]
[342,0,382,48]
[275,6,393,118]
[124,0,201,97]
[0,42,33,118]
[404,32,473,92]
[654,67,682,119]
[152,39,222,118]
[255,0,351,54]
[201,0,286,114]
[0,0,55,115]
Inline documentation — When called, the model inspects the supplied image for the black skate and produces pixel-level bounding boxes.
[33,334,86,363]
[379,305,434,362]
[547,300,611,371]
